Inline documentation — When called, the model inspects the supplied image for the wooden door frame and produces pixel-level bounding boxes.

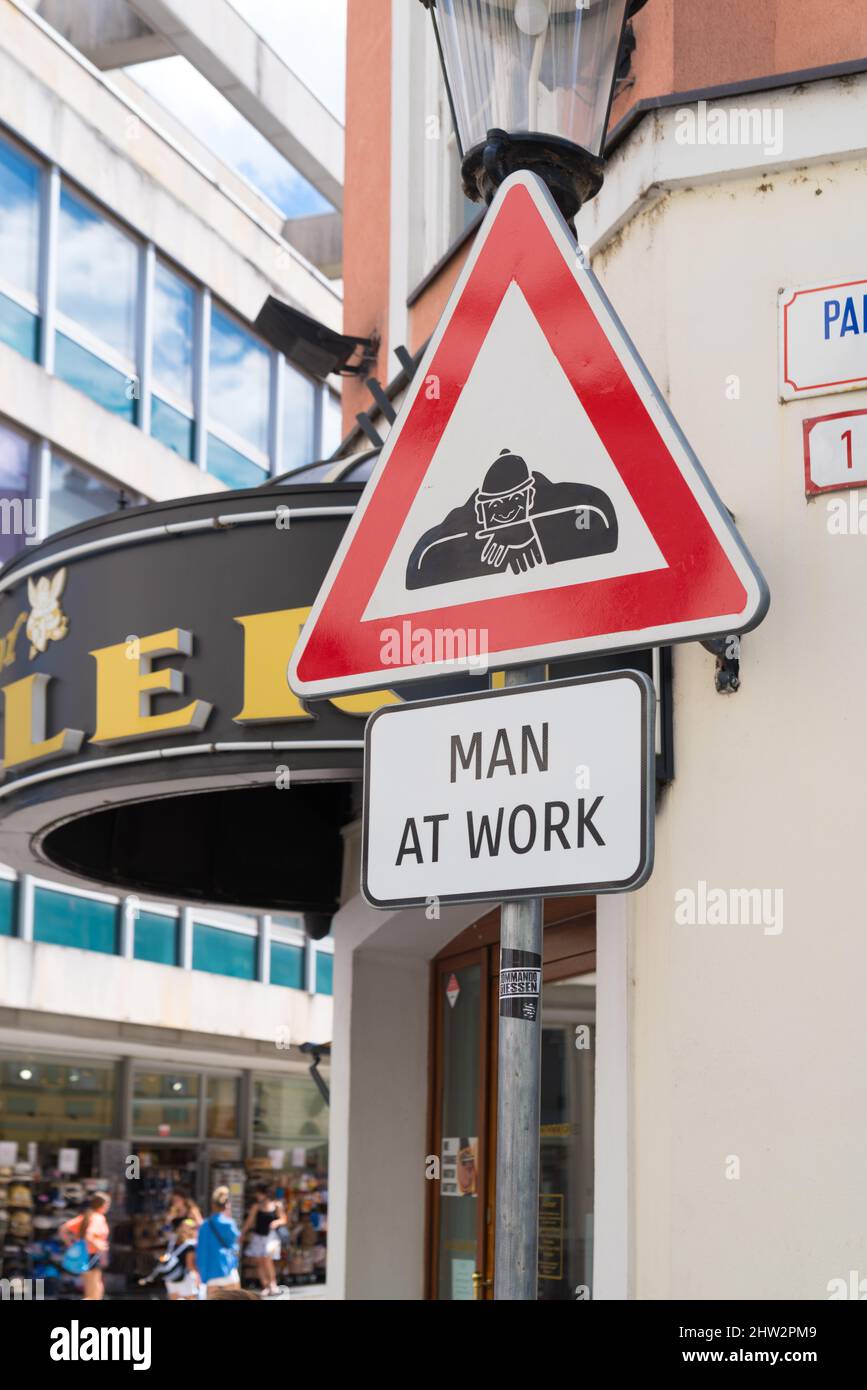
[425,945,493,1301]
[425,897,596,1300]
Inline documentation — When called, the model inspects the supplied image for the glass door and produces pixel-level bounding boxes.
[429,949,491,1300]
[538,977,596,1300]
[428,914,596,1300]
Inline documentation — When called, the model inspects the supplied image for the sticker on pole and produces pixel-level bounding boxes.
[289,170,768,698]
[500,949,542,1023]
[361,671,655,909]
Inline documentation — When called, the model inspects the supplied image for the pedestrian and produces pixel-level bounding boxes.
[138,1216,200,1300]
[196,1185,240,1298]
[241,1184,287,1297]
[165,1188,203,1233]
[60,1193,111,1301]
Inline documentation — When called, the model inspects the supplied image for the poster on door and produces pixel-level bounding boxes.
[441,1137,478,1197]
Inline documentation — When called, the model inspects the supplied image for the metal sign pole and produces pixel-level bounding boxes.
[494,662,546,1301]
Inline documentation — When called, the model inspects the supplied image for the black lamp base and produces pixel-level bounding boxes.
[461,130,604,225]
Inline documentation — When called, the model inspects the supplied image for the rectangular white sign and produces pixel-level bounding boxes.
[803,407,867,494]
[362,672,655,909]
[780,278,867,400]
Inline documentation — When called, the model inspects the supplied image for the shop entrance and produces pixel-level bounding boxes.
[427,898,595,1301]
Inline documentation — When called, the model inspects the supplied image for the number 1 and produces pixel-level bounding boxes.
[843,429,854,470]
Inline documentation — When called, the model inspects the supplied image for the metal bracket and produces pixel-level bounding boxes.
[701,635,741,693]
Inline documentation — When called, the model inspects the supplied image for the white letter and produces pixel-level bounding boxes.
[134,1328,152,1372]
[826,498,847,535]
[674,107,695,146]
[50,1328,69,1362]
[764,889,784,936]
[674,888,694,925]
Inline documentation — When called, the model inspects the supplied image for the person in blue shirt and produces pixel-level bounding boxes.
[196,1185,240,1298]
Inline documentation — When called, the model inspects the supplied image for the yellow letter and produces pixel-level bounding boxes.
[234,609,315,723]
[234,608,400,723]
[91,628,211,745]
[329,688,400,715]
[2,672,84,770]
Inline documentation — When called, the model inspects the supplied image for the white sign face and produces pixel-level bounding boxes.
[289,171,767,700]
[362,672,655,909]
[780,278,867,400]
[361,281,667,623]
[803,407,867,495]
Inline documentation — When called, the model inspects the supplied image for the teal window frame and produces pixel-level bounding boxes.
[133,911,180,966]
[315,951,334,997]
[192,922,257,981]
[0,291,39,362]
[55,332,137,422]
[206,432,268,490]
[0,132,41,364]
[270,939,305,990]
[33,887,118,955]
[0,878,15,936]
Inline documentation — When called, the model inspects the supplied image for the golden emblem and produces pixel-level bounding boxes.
[27,568,69,659]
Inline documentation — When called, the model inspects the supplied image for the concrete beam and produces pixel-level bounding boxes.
[36,0,173,68]
[128,0,344,209]
[282,212,343,280]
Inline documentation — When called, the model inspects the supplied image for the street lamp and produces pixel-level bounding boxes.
[415,0,652,1305]
[419,0,650,220]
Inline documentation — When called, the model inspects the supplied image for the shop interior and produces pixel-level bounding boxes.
[0,1050,328,1296]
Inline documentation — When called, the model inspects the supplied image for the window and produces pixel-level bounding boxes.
[48,454,122,535]
[0,135,40,361]
[0,421,35,564]
[192,921,257,980]
[315,951,333,997]
[342,452,378,483]
[408,13,478,288]
[320,388,343,458]
[0,1053,117,1142]
[252,1073,329,1163]
[282,362,316,472]
[270,939,304,990]
[33,887,117,954]
[132,1070,199,1138]
[56,187,139,420]
[133,910,179,966]
[206,1075,239,1138]
[151,260,195,460]
[207,307,270,486]
[0,878,15,936]
[206,433,267,490]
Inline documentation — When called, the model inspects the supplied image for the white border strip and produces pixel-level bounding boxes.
[0,740,364,800]
[0,505,356,595]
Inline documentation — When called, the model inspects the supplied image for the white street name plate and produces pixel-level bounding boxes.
[362,671,655,909]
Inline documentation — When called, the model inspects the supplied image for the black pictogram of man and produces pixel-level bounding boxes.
[406,448,618,590]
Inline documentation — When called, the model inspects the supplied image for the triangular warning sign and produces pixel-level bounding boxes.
[290,172,768,698]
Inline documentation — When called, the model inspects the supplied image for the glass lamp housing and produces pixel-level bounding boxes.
[429,0,631,160]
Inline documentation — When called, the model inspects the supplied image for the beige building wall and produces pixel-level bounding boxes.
[326,70,867,1301]
[586,78,867,1299]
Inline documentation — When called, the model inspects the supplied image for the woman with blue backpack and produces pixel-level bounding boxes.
[60,1192,111,1300]
[196,1185,240,1298]
[138,1215,200,1300]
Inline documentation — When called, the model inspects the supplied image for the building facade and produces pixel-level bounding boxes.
[0,0,341,1293]
[323,0,867,1300]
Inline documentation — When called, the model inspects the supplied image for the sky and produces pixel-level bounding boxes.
[126,0,347,220]
[229,0,347,122]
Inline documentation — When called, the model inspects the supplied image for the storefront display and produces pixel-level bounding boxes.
[240,1157,327,1288]
[0,1160,110,1291]
[0,1049,331,1296]
[244,1072,330,1287]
